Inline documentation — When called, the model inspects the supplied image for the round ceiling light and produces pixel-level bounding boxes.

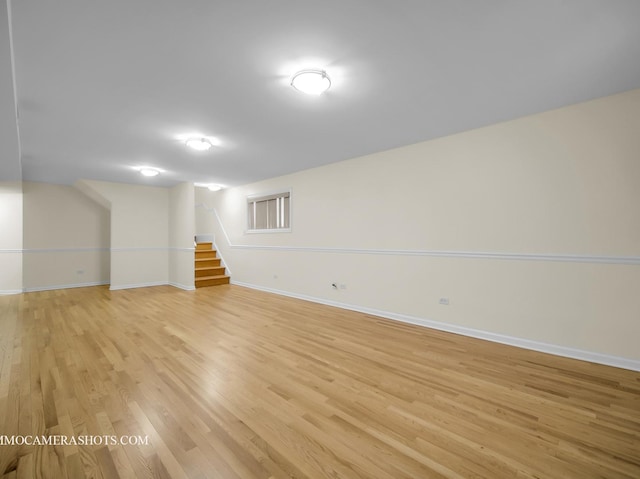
[194,182,224,191]
[291,69,331,95]
[186,137,213,151]
[140,167,160,177]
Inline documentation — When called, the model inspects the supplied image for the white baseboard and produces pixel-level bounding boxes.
[23,281,109,293]
[231,280,640,372]
[0,289,23,295]
[16,281,195,293]
[169,282,196,291]
[111,281,196,291]
[109,281,167,291]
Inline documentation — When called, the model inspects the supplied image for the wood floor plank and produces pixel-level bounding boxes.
[0,285,638,478]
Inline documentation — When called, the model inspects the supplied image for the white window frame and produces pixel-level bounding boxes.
[246,189,292,234]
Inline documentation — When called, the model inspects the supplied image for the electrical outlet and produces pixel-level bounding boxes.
[439,297,449,305]
[76,269,85,275]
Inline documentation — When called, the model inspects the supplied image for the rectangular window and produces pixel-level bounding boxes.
[247,190,291,232]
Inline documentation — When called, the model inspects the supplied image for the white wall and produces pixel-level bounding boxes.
[22,181,110,291]
[0,182,22,294]
[79,180,170,290]
[196,89,640,369]
[169,182,195,290]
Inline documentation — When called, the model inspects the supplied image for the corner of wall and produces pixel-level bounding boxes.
[0,181,23,293]
[74,179,112,210]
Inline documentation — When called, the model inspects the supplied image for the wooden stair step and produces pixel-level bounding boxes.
[195,275,230,287]
[195,266,226,277]
[195,258,221,267]
[194,241,229,287]
[195,250,218,259]
[195,242,213,251]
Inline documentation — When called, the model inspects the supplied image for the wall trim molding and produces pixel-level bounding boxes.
[212,238,232,276]
[195,204,640,266]
[109,281,168,291]
[23,281,109,293]
[112,247,194,252]
[20,281,195,292]
[110,281,197,291]
[109,281,169,291]
[169,282,196,291]
[11,247,195,253]
[22,247,109,253]
[231,280,640,372]
[111,247,169,252]
[0,289,23,295]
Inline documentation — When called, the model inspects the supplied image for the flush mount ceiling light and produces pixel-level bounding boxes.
[291,69,331,95]
[195,183,223,192]
[139,167,161,177]
[186,137,213,151]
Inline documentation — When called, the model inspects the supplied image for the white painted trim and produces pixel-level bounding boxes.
[246,187,292,201]
[169,282,196,291]
[111,247,169,252]
[18,281,195,293]
[24,281,109,293]
[245,228,292,235]
[231,280,640,372]
[231,245,640,265]
[0,289,23,295]
[22,247,109,253]
[211,237,232,276]
[5,247,194,254]
[195,204,640,266]
[4,247,193,254]
[109,281,167,291]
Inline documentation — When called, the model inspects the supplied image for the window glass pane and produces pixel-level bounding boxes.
[247,191,290,231]
[283,196,290,228]
[255,200,268,229]
[248,201,255,230]
[267,198,277,229]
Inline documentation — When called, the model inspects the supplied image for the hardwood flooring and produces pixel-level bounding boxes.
[0,285,638,478]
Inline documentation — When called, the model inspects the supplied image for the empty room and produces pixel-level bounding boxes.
[1,1,639,478]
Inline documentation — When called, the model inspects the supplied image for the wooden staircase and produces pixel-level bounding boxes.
[195,242,230,288]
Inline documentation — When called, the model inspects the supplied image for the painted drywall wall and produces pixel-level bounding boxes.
[21,182,110,291]
[0,182,22,294]
[79,180,169,289]
[196,88,640,367]
[169,182,195,290]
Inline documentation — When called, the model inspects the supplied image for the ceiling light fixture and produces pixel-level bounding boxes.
[291,69,331,95]
[195,182,223,192]
[186,137,213,151]
[139,167,160,177]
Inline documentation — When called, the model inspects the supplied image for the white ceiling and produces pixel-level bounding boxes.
[3,0,640,188]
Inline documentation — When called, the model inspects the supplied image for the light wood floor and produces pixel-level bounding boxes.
[0,285,638,478]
